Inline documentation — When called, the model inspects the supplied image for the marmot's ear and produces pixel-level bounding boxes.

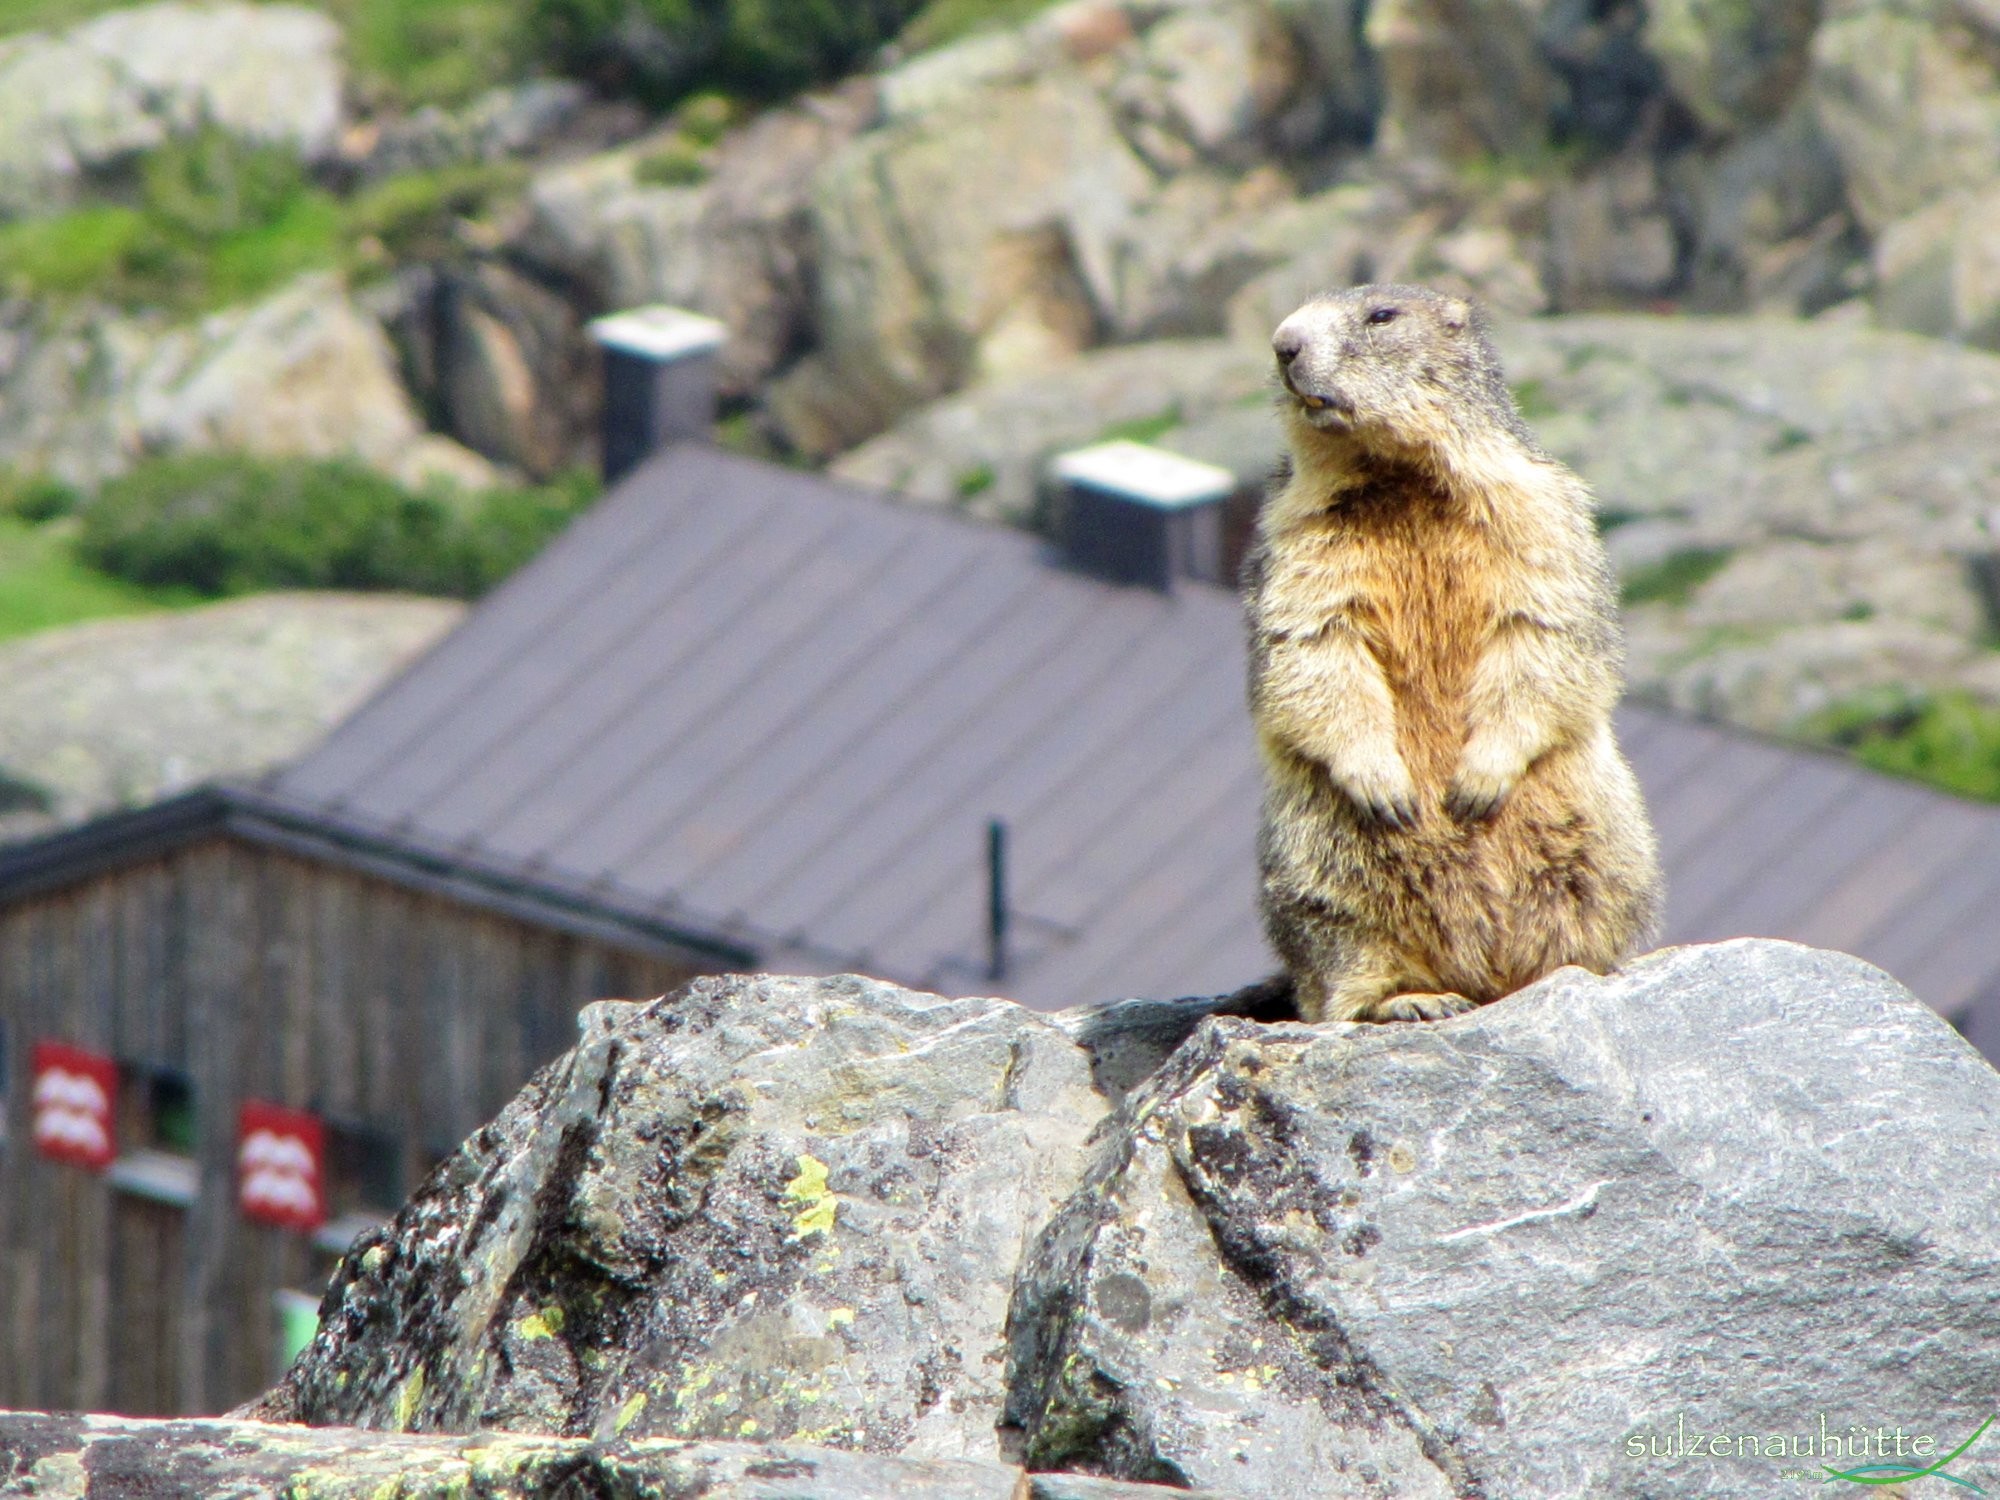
[1441,297,1471,332]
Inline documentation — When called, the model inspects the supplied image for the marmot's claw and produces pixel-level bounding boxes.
[1369,991,1479,1023]
[1364,790,1421,831]
[1445,780,1509,822]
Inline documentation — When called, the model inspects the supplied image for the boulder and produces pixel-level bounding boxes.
[1005,942,2000,1496]
[0,1414,1209,1500]
[518,88,873,400]
[240,946,2000,1498]
[1644,0,1818,135]
[0,275,496,491]
[1873,185,2000,350]
[1364,0,1560,163]
[1809,3,2000,233]
[0,593,462,844]
[246,974,1114,1455]
[0,2,343,217]
[773,68,1152,456]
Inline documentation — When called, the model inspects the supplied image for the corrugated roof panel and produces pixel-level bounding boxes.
[1016,767,1266,1004]
[641,562,1113,925]
[585,553,1057,899]
[504,528,989,879]
[787,593,1185,952]
[851,612,1243,963]
[1862,845,2000,1006]
[1661,754,1856,938]
[1691,780,1927,941]
[1792,796,1998,956]
[281,451,749,805]
[409,482,862,846]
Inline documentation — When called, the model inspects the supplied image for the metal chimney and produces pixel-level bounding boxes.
[589,305,728,484]
[1049,440,1239,591]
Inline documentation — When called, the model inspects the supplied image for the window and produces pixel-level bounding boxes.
[121,1065,196,1157]
[107,1064,198,1206]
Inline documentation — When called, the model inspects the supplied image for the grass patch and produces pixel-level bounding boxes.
[345,160,529,266]
[954,464,994,498]
[1809,691,2000,803]
[1619,546,1733,608]
[0,514,199,643]
[0,0,527,111]
[896,0,1057,51]
[1096,407,1183,448]
[0,128,344,314]
[1510,379,1558,421]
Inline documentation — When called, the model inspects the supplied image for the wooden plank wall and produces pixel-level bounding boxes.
[0,836,700,1416]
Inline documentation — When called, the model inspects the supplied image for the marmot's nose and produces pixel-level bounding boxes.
[1272,327,1305,367]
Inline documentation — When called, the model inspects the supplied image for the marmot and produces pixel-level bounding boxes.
[1246,283,1662,1023]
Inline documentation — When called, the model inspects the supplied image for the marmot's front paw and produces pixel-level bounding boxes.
[1367,990,1478,1022]
[1340,761,1421,831]
[1447,745,1523,821]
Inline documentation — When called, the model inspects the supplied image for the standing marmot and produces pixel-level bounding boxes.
[1246,283,1661,1023]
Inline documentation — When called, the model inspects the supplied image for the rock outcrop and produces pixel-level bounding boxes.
[242,943,2000,1498]
[0,593,462,844]
[0,275,496,491]
[0,1,343,217]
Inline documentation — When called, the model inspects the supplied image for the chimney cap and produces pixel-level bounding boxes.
[589,305,728,362]
[1050,440,1236,510]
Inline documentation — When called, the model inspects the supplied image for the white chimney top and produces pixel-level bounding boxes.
[1050,440,1237,510]
[589,306,728,363]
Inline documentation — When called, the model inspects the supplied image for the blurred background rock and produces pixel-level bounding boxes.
[5,0,2000,836]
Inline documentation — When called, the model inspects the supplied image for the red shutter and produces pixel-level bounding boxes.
[236,1102,326,1232]
[30,1041,118,1171]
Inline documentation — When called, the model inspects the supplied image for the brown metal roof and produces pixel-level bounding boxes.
[16,441,2000,1024]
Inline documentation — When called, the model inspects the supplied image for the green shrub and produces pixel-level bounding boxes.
[345,162,529,265]
[0,471,82,523]
[77,452,598,599]
[522,0,928,106]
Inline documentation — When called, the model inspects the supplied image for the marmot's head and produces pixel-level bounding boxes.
[1272,284,1526,461]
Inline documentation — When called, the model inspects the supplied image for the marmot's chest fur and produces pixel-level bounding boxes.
[1265,478,1500,794]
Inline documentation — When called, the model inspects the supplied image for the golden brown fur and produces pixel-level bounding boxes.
[1247,283,1661,1023]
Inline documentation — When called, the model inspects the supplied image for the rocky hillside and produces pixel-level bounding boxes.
[4,0,2000,795]
[227,944,2000,1497]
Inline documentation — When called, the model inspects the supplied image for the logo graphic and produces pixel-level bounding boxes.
[1825,1415,1993,1493]
[30,1041,117,1170]
[236,1101,326,1232]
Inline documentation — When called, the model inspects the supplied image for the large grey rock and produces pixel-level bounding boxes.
[1873,185,2000,349]
[0,593,462,845]
[0,1413,1211,1500]
[248,975,1114,1459]
[773,68,1152,455]
[519,88,872,400]
[0,275,495,491]
[1005,941,2000,1497]
[0,2,343,217]
[1364,0,1560,162]
[829,338,1271,525]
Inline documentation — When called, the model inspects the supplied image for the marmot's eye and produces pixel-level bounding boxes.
[1367,307,1399,325]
